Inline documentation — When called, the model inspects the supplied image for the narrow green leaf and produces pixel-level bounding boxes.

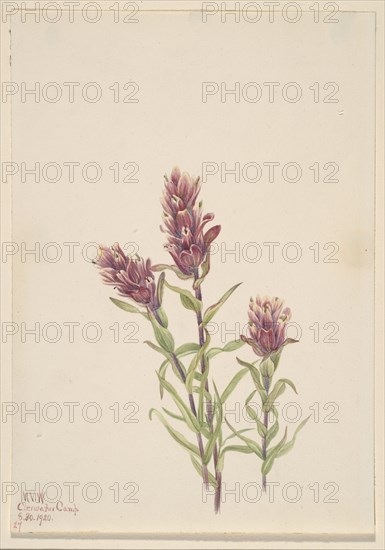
[162,407,184,421]
[202,283,242,325]
[110,297,148,318]
[203,393,223,465]
[245,389,257,405]
[185,332,211,393]
[245,405,267,437]
[207,339,245,360]
[266,418,279,447]
[225,419,263,459]
[221,368,248,403]
[149,409,200,457]
[221,445,255,456]
[148,313,175,352]
[146,340,185,381]
[156,374,200,433]
[164,280,202,313]
[276,415,310,458]
[158,342,200,382]
[237,357,266,402]
[190,455,218,488]
[158,360,169,399]
[203,415,220,464]
[151,263,193,280]
[175,342,201,356]
[264,378,298,412]
[261,427,288,476]
[197,367,210,426]
[265,407,279,447]
[222,428,254,445]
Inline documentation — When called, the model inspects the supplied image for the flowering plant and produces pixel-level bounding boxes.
[93,166,307,512]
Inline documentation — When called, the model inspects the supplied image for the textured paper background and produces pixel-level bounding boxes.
[1,0,383,547]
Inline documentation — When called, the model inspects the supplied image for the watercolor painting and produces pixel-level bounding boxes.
[92,167,308,513]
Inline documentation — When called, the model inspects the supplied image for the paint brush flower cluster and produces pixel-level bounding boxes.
[93,166,308,512]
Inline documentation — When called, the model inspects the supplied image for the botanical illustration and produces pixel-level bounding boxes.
[93,167,309,513]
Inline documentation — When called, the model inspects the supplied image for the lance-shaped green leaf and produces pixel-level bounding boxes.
[152,263,193,280]
[236,357,266,403]
[164,280,202,313]
[145,341,185,389]
[276,415,310,458]
[110,297,149,318]
[185,331,211,393]
[162,407,184,422]
[207,339,245,360]
[158,342,200,376]
[156,373,201,433]
[193,249,211,290]
[202,283,242,325]
[220,367,248,404]
[217,442,255,473]
[175,342,201,356]
[158,360,169,399]
[245,404,267,437]
[263,378,298,412]
[190,456,218,488]
[222,428,254,445]
[149,409,200,457]
[148,313,175,352]
[265,406,279,447]
[203,384,223,465]
[245,389,257,405]
[225,419,263,459]
[197,366,210,425]
[261,427,288,476]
